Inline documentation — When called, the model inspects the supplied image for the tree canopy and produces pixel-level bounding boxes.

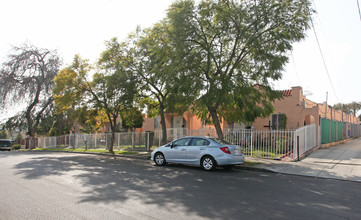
[128,23,199,144]
[334,102,361,117]
[167,0,314,138]
[1,0,318,143]
[0,44,62,147]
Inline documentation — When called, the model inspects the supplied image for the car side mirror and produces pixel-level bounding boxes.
[170,142,174,148]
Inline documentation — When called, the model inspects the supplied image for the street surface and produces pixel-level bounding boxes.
[1,151,360,219]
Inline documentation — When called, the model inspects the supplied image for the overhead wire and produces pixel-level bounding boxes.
[290,51,302,87]
[358,0,361,21]
[310,18,339,103]
[311,0,340,104]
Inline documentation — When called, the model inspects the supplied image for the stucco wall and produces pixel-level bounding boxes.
[252,87,318,130]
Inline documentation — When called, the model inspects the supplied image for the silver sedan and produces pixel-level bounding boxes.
[151,136,244,171]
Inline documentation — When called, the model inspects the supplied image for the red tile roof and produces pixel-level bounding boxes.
[282,89,292,97]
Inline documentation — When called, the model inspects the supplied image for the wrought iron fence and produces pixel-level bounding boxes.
[223,129,296,160]
[28,120,361,161]
[38,126,314,161]
[38,132,157,151]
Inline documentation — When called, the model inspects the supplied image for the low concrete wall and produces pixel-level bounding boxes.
[321,138,353,149]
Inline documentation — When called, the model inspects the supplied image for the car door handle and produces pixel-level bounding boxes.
[181,148,186,151]
[200,147,205,150]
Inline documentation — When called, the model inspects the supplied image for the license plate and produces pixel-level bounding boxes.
[234,149,240,155]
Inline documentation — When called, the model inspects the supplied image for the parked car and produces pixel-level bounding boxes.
[151,136,244,171]
[0,139,13,151]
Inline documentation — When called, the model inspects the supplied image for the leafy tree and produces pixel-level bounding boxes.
[54,53,134,151]
[90,42,138,152]
[2,115,26,139]
[167,0,314,139]
[121,108,144,131]
[128,23,199,144]
[0,44,62,148]
[76,108,108,134]
[333,103,350,113]
[53,55,92,133]
[334,102,361,121]
[348,102,361,117]
[35,107,56,136]
[0,130,7,139]
[39,111,73,136]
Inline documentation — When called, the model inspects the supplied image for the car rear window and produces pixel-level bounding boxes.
[209,138,231,145]
[191,138,210,146]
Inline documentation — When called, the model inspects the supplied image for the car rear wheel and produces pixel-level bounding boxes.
[154,152,166,166]
[201,156,216,171]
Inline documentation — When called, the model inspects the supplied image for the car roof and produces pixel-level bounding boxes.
[176,136,212,139]
[173,136,218,142]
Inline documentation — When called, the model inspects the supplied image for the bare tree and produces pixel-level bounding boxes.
[0,44,62,148]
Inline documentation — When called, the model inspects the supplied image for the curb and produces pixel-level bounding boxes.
[234,165,275,173]
[25,150,152,160]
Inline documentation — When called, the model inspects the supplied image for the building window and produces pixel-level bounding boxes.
[154,117,160,129]
[272,113,287,130]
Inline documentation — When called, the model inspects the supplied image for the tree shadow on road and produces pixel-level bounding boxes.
[12,152,361,219]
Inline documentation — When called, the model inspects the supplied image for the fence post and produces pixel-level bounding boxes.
[147,132,150,151]
[158,131,161,147]
[305,126,307,150]
[117,133,120,148]
[250,130,253,156]
[297,135,300,161]
[132,132,135,150]
[94,134,97,149]
[76,134,79,149]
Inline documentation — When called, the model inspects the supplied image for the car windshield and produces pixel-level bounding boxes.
[209,138,231,145]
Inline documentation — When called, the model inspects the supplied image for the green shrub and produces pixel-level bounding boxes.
[13,145,21,150]
[275,138,291,154]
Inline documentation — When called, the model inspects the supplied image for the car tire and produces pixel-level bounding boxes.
[201,156,216,171]
[154,152,166,166]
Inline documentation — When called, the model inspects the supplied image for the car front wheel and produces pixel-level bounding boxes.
[201,156,216,171]
[154,152,166,166]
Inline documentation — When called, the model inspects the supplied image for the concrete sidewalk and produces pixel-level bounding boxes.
[243,138,361,182]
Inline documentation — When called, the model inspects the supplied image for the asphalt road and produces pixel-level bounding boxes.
[0,151,360,220]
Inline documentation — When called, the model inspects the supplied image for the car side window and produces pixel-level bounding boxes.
[191,138,210,146]
[173,138,191,146]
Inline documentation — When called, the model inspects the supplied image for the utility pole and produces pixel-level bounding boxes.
[325,92,328,119]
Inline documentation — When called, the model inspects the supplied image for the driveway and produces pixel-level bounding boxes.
[248,138,361,182]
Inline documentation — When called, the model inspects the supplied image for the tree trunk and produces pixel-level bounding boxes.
[159,103,167,145]
[208,106,224,140]
[110,129,115,153]
[109,115,116,153]
[26,115,35,149]
[106,113,116,153]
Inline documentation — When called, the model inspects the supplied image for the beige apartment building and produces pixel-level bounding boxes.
[140,86,359,136]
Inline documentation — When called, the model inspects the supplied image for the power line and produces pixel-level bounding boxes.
[310,19,339,103]
[290,51,302,86]
[356,0,361,20]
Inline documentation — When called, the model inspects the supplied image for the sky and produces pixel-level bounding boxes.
[0,0,361,121]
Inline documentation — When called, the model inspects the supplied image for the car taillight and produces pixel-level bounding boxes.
[220,147,231,154]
